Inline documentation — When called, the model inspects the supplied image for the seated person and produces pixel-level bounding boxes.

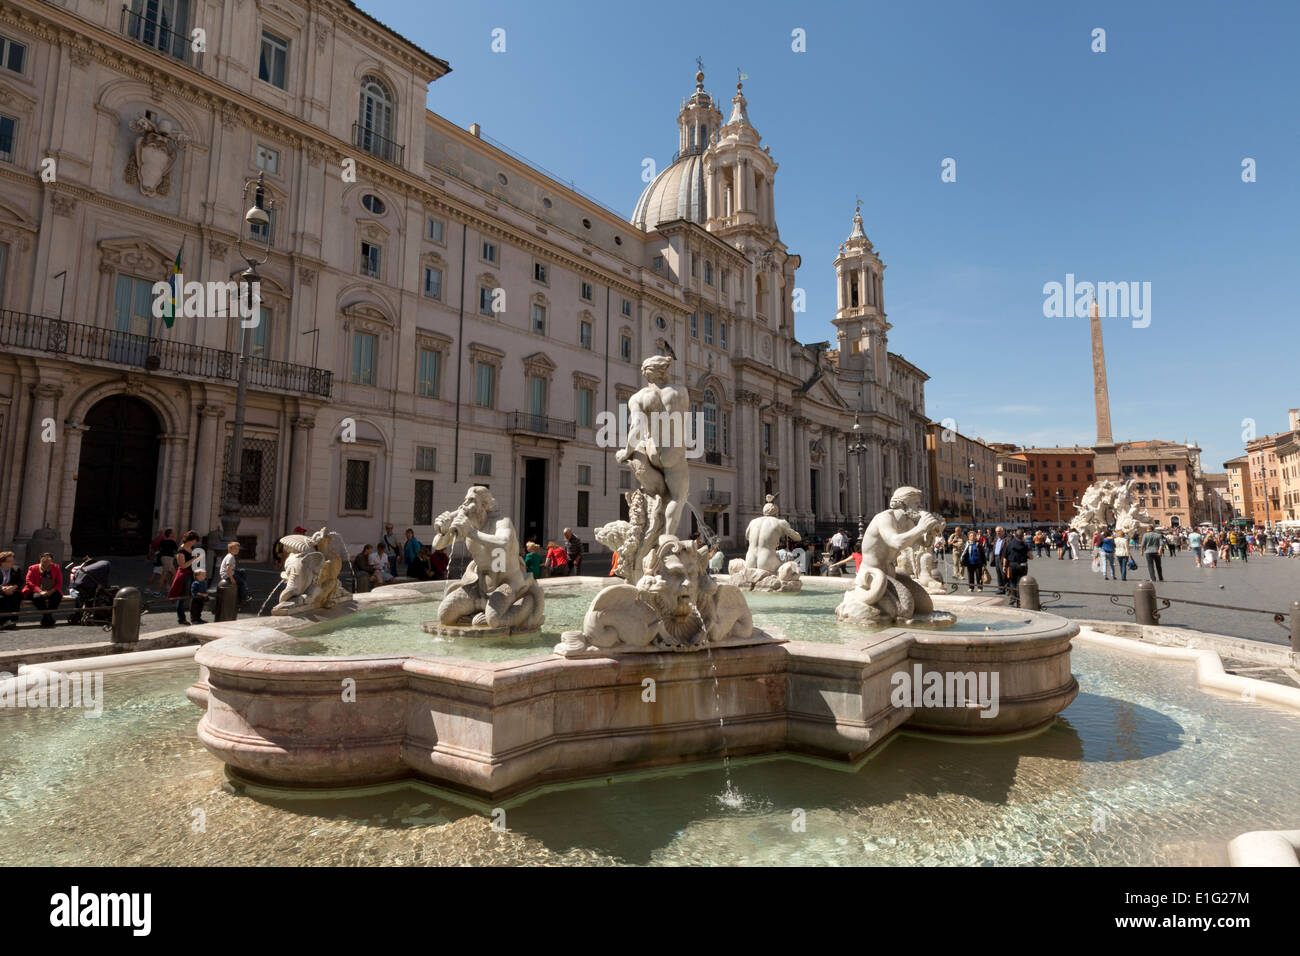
[353,544,381,589]
[23,552,64,628]
[407,546,432,581]
[430,547,450,581]
[0,551,22,629]
[368,542,394,584]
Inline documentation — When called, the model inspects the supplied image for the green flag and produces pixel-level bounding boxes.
[162,243,182,329]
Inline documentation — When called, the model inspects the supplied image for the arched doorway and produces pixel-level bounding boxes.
[71,395,161,556]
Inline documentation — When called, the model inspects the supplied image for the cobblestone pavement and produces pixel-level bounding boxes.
[938,547,1300,647]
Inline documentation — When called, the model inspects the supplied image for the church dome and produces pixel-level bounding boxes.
[631,151,707,231]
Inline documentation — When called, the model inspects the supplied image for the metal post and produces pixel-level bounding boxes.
[1135,580,1158,625]
[111,587,142,645]
[214,579,239,622]
[1291,601,1299,653]
[1018,574,1040,611]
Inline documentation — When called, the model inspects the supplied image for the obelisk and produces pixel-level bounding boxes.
[1089,297,1120,480]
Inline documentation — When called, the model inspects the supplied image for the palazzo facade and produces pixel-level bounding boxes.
[0,0,929,563]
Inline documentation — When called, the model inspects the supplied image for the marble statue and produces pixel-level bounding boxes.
[559,352,764,657]
[1070,479,1155,539]
[895,517,948,595]
[836,486,954,626]
[272,528,349,614]
[429,486,544,635]
[729,495,803,592]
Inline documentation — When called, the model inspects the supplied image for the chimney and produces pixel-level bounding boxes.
[469,123,481,138]
[1290,408,1299,431]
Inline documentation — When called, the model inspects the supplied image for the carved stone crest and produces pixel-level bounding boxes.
[124,112,191,198]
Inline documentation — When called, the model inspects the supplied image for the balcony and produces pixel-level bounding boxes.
[698,488,731,508]
[353,122,405,166]
[506,411,575,441]
[0,309,332,398]
[120,6,203,70]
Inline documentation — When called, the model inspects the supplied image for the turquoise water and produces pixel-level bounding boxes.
[265,585,1025,659]
[1,643,1297,865]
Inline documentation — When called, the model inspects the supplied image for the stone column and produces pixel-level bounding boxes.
[157,434,188,533]
[286,415,316,530]
[191,405,224,536]
[54,421,89,548]
[19,384,63,538]
[777,409,793,511]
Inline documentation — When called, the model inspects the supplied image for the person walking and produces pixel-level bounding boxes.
[1140,525,1165,582]
[960,531,985,592]
[991,526,1009,594]
[1100,529,1117,580]
[1188,528,1204,568]
[167,531,201,625]
[523,542,543,579]
[1114,530,1132,581]
[948,526,965,575]
[563,528,583,576]
[1002,530,1032,607]
[150,529,178,597]
[1067,528,1081,560]
[1033,529,1046,557]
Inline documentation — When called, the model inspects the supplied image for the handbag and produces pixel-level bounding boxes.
[1128,558,1138,571]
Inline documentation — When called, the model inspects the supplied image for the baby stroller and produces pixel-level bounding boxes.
[67,557,117,626]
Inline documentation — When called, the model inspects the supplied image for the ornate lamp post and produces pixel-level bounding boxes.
[1054,490,1064,528]
[848,413,869,542]
[968,458,977,532]
[1026,485,1034,531]
[216,172,275,548]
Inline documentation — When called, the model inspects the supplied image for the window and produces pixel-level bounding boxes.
[0,34,27,74]
[721,269,728,293]
[580,281,594,301]
[619,469,631,490]
[126,0,190,60]
[0,114,15,164]
[577,490,589,528]
[577,464,592,485]
[534,262,548,283]
[357,75,395,160]
[763,423,772,454]
[481,241,497,264]
[652,255,665,273]
[720,321,728,350]
[344,459,370,511]
[703,389,718,452]
[0,243,7,307]
[690,312,698,338]
[239,306,271,358]
[579,320,593,350]
[655,315,666,330]
[472,453,492,476]
[577,388,593,428]
[362,194,386,215]
[360,241,380,278]
[414,479,434,525]
[619,334,632,363]
[532,303,547,335]
[111,274,154,337]
[474,362,495,408]
[258,30,288,89]
[417,347,440,398]
[705,261,713,285]
[703,312,714,346]
[721,410,730,455]
[423,266,442,299]
[415,446,437,471]
[427,218,444,242]
[621,298,632,317]
[527,375,548,416]
[691,256,698,277]
[351,332,377,385]
[254,143,280,174]
[497,172,508,186]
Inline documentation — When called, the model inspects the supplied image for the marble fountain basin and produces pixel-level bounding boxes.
[187,578,1079,801]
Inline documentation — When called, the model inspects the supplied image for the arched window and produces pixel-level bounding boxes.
[358,75,395,160]
[703,388,718,453]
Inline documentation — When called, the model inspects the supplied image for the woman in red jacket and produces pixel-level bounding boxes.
[544,541,568,576]
[167,531,202,625]
[22,552,64,628]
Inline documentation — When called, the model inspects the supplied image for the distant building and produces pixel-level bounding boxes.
[988,442,1029,525]
[1223,455,1253,522]
[1015,447,1096,527]
[1267,409,1300,524]
[925,424,1000,526]
[1115,440,1203,529]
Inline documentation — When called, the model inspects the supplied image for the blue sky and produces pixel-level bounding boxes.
[365,0,1299,470]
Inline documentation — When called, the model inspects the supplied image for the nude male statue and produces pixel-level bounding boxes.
[433,485,543,631]
[616,355,692,539]
[744,495,802,573]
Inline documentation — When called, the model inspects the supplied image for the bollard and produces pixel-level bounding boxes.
[214,580,239,622]
[1292,601,1299,654]
[111,586,142,644]
[1134,581,1158,625]
[1018,574,1040,611]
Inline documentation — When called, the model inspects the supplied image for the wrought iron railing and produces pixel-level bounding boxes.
[698,488,730,506]
[0,309,332,397]
[120,6,202,69]
[506,411,576,440]
[353,122,404,166]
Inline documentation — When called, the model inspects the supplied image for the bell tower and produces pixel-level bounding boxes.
[832,201,889,384]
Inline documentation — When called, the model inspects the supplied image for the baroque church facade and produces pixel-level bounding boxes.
[0,0,929,563]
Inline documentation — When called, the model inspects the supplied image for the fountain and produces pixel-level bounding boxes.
[271,528,350,615]
[1070,478,1156,537]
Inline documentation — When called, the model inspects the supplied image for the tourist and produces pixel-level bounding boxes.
[219,540,249,605]
[402,528,423,575]
[1140,525,1165,582]
[1067,527,1081,560]
[1033,528,1047,557]
[151,528,178,597]
[167,531,201,626]
[948,526,965,574]
[1114,530,1133,581]
[523,542,543,579]
[189,569,209,625]
[1002,530,1032,606]
[708,547,725,574]
[407,546,433,580]
[608,550,621,576]
[380,523,400,576]
[1203,543,1218,568]
[0,551,22,629]
[1054,529,1066,560]
[369,542,394,584]
[545,540,568,576]
[1100,529,1117,580]
[1188,528,1204,567]
[564,528,583,575]
[431,547,450,580]
[960,531,985,592]
[830,528,849,566]
[991,526,1008,594]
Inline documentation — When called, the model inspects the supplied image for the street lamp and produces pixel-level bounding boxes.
[968,459,976,533]
[1026,485,1034,531]
[848,413,869,542]
[216,171,275,549]
[1054,490,1064,528]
